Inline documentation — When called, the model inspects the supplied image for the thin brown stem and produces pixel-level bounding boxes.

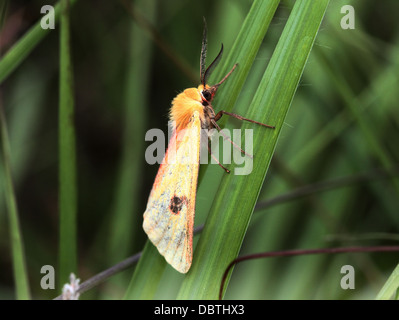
[53,252,142,300]
[219,246,399,300]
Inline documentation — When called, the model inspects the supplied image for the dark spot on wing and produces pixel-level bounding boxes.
[169,195,185,215]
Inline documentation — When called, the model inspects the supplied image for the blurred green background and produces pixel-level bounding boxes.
[0,0,398,299]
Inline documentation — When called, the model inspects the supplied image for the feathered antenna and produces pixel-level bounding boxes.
[200,17,208,85]
[203,44,224,86]
[200,18,224,86]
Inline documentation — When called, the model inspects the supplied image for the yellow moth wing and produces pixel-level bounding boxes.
[143,111,201,273]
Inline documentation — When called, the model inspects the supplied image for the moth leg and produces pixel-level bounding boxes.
[210,119,253,158]
[206,135,230,174]
[214,110,275,129]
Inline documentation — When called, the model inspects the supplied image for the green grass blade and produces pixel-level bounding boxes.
[0,1,8,33]
[124,242,166,299]
[209,0,281,113]
[58,0,77,285]
[124,0,280,299]
[376,263,399,300]
[0,106,31,300]
[104,0,156,296]
[316,49,399,198]
[177,0,330,299]
[0,0,77,84]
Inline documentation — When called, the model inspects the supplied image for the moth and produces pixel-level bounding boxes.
[143,21,274,273]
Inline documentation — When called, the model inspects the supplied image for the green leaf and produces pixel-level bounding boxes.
[124,242,166,299]
[104,0,156,296]
[376,263,399,300]
[58,0,78,285]
[0,0,78,85]
[0,106,31,300]
[0,0,30,301]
